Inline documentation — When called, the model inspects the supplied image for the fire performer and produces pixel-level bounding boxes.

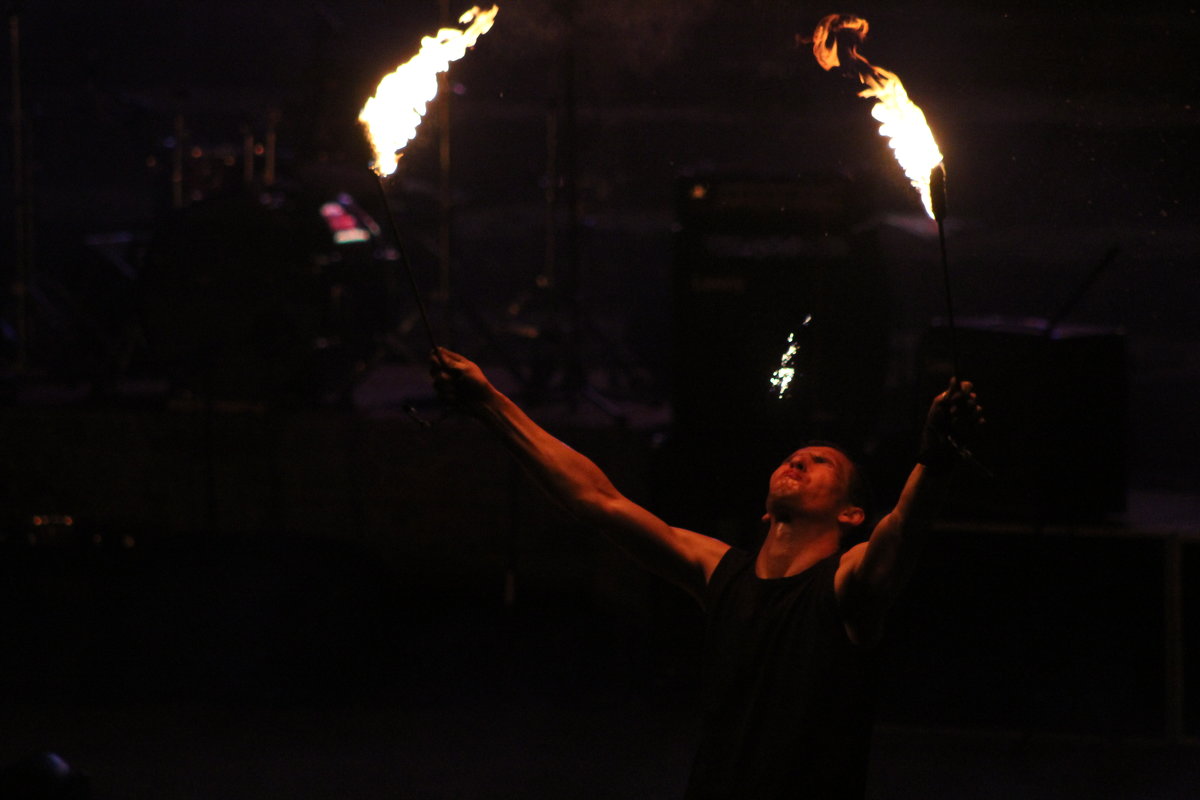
[431,346,982,799]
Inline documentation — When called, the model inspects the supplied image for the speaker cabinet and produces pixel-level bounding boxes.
[918,320,1127,521]
[671,174,889,450]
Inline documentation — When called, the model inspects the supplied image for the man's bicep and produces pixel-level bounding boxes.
[656,524,731,603]
[839,514,905,597]
[836,517,915,644]
[600,499,729,599]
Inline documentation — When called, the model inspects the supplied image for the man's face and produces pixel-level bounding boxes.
[766,445,857,521]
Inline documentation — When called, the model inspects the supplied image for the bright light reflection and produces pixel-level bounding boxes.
[770,314,813,399]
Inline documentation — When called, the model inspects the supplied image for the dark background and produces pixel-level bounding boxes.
[2,1,1198,797]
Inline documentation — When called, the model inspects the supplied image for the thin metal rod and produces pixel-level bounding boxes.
[929,162,958,380]
[375,172,445,366]
[929,163,988,476]
[936,217,960,380]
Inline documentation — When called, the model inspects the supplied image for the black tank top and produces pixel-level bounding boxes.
[684,548,877,800]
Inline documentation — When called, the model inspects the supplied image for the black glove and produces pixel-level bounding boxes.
[917,378,983,473]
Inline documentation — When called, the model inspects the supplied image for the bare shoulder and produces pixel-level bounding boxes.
[835,541,893,648]
[657,526,730,605]
[836,542,870,585]
[834,541,874,611]
[670,527,732,584]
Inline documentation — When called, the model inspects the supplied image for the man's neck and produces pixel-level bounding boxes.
[755,515,841,579]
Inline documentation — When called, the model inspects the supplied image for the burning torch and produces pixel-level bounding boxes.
[805,13,959,378]
[805,15,985,472]
[358,6,499,366]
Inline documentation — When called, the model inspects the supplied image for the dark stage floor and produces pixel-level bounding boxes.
[4,603,1200,800]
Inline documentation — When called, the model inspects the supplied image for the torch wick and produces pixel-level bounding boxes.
[375,172,447,370]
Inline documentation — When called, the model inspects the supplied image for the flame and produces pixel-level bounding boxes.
[807,14,943,219]
[359,6,499,177]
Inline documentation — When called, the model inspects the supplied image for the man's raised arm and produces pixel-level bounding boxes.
[431,347,729,602]
[836,378,984,646]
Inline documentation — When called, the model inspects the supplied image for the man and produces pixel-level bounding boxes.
[430,346,983,799]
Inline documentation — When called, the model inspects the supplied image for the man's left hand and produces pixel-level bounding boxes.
[919,378,984,469]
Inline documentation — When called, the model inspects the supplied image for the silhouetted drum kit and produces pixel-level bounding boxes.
[138,139,403,405]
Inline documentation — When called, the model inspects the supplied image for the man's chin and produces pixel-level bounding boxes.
[765,495,805,520]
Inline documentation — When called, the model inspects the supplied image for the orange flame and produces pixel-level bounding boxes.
[359,6,499,177]
[807,14,943,218]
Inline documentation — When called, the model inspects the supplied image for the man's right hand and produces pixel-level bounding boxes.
[430,347,493,407]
